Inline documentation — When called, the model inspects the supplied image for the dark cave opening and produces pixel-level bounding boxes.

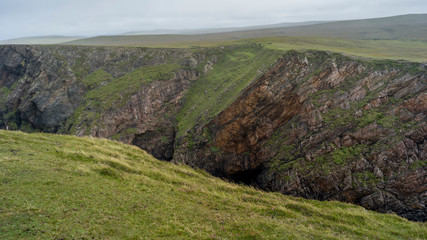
[228,165,264,186]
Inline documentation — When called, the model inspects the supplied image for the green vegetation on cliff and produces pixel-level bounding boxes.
[177,45,283,135]
[0,130,425,239]
[63,63,182,135]
[84,64,180,108]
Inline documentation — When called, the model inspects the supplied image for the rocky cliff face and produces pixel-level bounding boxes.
[1,45,425,221]
[85,68,199,160]
[174,51,427,221]
[0,45,213,160]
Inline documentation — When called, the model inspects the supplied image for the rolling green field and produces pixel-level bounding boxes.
[0,130,426,239]
[247,14,427,41]
[60,14,427,63]
[250,37,427,63]
[62,36,427,63]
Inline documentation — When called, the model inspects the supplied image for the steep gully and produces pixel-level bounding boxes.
[0,45,426,221]
[174,52,427,221]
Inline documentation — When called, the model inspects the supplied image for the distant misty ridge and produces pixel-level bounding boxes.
[1,14,426,45]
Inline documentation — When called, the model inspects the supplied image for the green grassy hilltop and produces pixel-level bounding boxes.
[61,14,427,63]
[62,36,427,63]
[0,130,425,239]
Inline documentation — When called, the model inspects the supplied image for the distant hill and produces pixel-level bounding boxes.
[123,21,329,35]
[3,14,425,47]
[0,36,82,45]
[63,14,427,47]
[251,13,427,40]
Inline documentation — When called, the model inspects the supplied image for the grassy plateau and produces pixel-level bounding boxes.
[62,36,427,63]
[0,130,426,239]
[60,14,427,63]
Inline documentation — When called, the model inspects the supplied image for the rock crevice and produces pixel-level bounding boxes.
[1,46,426,221]
[173,51,427,221]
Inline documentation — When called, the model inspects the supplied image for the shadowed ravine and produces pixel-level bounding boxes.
[0,44,426,221]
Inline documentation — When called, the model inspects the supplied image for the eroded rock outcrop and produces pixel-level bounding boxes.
[87,68,199,160]
[174,51,427,221]
[0,45,214,159]
[1,45,425,221]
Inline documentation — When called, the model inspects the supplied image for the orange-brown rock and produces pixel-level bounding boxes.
[1,46,426,221]
[174,51,427,221]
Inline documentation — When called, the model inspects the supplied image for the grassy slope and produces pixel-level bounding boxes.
[0,130,426,239]
[177,45,283,135]
[61,15,427,62]
[65,14,427,45]
[245,14,427,40]
[248,36,427,63]
[62,36,427,63]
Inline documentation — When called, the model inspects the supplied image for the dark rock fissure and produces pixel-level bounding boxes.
[132,129,176,161]
[1,45,426,222]
[229,164,265,186]
[171,51,427,222]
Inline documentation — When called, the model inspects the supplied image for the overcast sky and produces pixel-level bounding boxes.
[0,0,426,40]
